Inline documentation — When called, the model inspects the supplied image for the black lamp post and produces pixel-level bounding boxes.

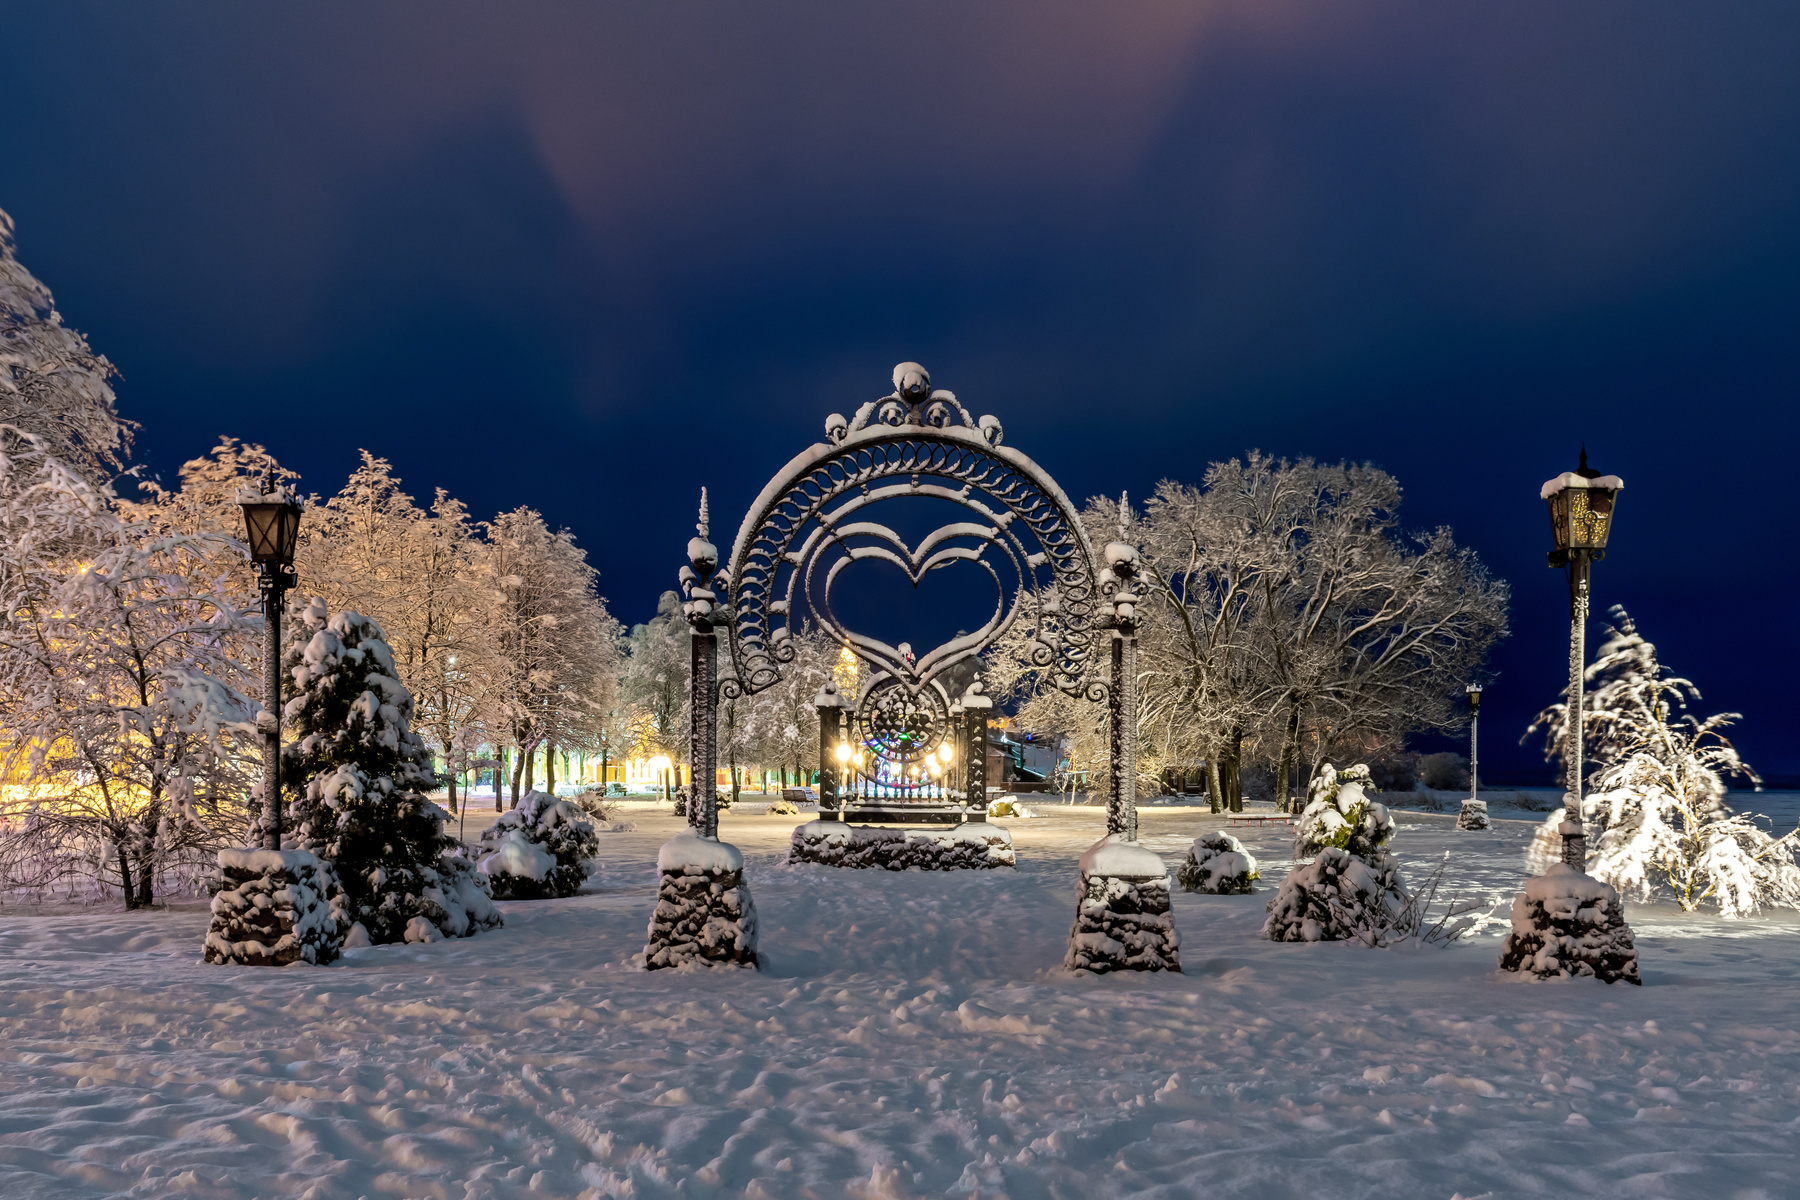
[239,469,302,851]
[1466,682,1482,806]
[1542,447,1622,866]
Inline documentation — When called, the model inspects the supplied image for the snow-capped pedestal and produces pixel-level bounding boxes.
[476,789,599,900]
[644,831,758,970]
[1064,835,1181,974]
[1498,863,1640,985]
[204,848,346,967]
[787,821,1015,870]
[1176,830,1259,894]
[1457,798,1490,831]
[1263,846,1408,944]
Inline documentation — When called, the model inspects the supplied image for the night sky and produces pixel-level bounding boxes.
[6,4,1798,782]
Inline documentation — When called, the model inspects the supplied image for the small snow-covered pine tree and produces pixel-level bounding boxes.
[282,601,500,943]
[477,789,599,900]
[1266,763,1409,943]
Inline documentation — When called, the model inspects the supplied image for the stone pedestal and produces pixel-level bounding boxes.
[644,832,758,970]
[1457,798,1490,831]
[1065,835,1180,974]
[204,848,347,967]
[787,821,1014,870]
[1498,863,1639,984]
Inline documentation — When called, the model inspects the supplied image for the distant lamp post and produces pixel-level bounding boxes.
[1542,447,1623,865]
[238,469,302,851]
[1466,683,1482,802]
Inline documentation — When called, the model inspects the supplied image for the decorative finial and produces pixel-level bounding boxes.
[261,467,275,496]
[698,487,709,539]
[1118,491,1128,540]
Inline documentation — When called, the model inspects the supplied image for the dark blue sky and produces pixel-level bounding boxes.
[6,3,1798,780]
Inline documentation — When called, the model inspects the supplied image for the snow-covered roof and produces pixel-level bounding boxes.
[1540,472,1624,500]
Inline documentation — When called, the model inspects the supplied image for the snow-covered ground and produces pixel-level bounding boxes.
[4,798,1799,1199]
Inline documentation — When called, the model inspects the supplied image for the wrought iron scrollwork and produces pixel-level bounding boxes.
[722,363,1107,707]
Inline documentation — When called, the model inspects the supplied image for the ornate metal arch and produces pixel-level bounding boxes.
[716,363,1111,707]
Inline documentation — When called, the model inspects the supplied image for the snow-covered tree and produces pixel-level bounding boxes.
[479,507,619,806]
[1527,607,1797,917]
[476,788,599,900]
[0,208,131,484]
[1266,763,1409,942]
[0,428,259,906]
[281,601,499,943]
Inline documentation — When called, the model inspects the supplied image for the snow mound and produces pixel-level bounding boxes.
[1498,863,1641,984]
[477,789,598,900]
[1263,846,1408,945]
[1177,831,1259,894]
[788,821,1015,870]
[204,848,346,967]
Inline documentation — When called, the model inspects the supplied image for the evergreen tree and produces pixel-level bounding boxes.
[282,600,499,943]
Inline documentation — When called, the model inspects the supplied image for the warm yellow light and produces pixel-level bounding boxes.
[937,742,953,763]
[647,754,672,775]
[835,742,852,763]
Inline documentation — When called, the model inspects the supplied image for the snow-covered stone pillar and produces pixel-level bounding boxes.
[815,683,844,818]
[1066,497,1179,973]
[960,679,992,822]
[648,490,759,970]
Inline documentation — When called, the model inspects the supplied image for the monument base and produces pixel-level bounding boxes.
[1065,835,1181,974]
[644,832,759,970]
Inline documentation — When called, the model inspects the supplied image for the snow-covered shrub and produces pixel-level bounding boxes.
[767,799,800,816]
[1295,764,1394,860]
[1270,763,1411,943]
[1498,863,1640,984]
[645,831,758,969]
[1526,607,1799,917]
[988,798,1038,818]
[476,788,598,900]
[282,602,500,944]
[1177,831,1259,894]
[1263,847,1409,944]
[571,788,614,822]
[204,849,346,966]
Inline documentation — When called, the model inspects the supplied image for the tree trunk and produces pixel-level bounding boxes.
[522,747,535,797]
[1227,727,1244,812]
[545,740,556,794]
[495,748,507,812]
[446,765,458,814]
[1205,757,1223,815]
[730,753,740,807]
[134,798,162,908]
[600,749,609,790]
[1277,696,1301,813]
[116,829,139,911]
[510,746,526,808]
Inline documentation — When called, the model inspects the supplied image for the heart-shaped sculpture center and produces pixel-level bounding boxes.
[806,524,1021,691]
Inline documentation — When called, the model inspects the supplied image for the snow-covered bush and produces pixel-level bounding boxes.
[571,788,614,822]
[1526,607,1799,917]
[282,602,500,944]
[1177,831,1259,894]
[1269,763,1412,943]
[1498,863,1640,984]
[1264,847,1408,944]
[789,821,1015,870]
[1294,764,1394,860]
[988,798,1037,818]
[477,788,598,900]
[767,799,800,816]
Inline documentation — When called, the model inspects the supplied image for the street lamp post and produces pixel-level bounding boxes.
[238,469,302,851]
[1466,682,1482,805]
[1542,447,1623,867]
